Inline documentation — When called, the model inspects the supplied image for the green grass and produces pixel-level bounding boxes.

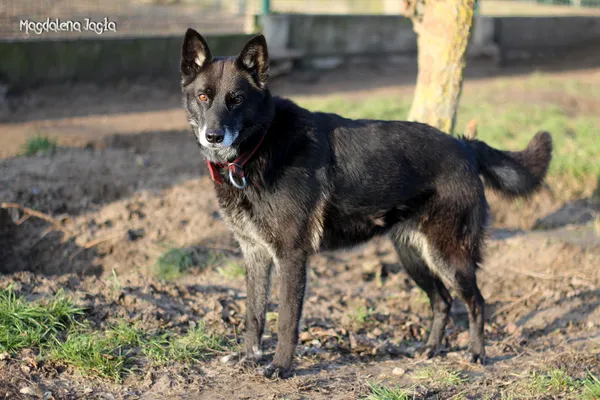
[412,366,469,387]
[0,287,235,382]
[295,86,600,182]
[49,321,233,381]
[505,369,587,398]
[347,302,372,330]
[143,323,233,364]
[23,134,57,156]
[528,369,580,396]
[502,73,600,101]
[583,371,600,400]
[217,261,246,279]
[298,96,411,123]
[49,330,131,381]
[457,103,598,180]
[151,246,226,281]
[365,382,415,400]
[152,248,196,281]
[103,319,234,365]
[0,286,84,353]
[105,320,144,347]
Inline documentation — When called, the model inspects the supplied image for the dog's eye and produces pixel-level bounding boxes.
[232,95,243,105]
[198,93,209,102]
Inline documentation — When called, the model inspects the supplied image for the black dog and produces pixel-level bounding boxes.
[180,29,552,378]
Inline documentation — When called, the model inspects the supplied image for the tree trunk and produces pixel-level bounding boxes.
[404,0,476,134]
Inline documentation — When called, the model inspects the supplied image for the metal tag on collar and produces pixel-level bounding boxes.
[227,163,247,189]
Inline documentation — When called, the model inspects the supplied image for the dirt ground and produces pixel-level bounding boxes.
[1,60,600,399]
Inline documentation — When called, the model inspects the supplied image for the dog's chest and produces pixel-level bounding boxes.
[217,190,275,251]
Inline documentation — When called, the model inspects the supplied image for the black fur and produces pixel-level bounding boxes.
[463,132,552,197]
[180,30,553,378]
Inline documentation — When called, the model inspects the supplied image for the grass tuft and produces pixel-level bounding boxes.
[583,371,600,400]
[49,330,131,381]
[365,382,415,400]
[105,320,144,347]
[0,286,83,353]
[413,366,468,386]
[50,320,234,380]
[23,134,57,156]
[528,369,579,396]
[0,288,236,382]
[151,246,225,281]
[347,302,372,331]
[143,322,233,365]
[152,248,196,281]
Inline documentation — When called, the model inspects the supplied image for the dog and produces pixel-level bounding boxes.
[180,29,553,378]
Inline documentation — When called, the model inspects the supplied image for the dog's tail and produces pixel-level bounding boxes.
[463,131,553,198]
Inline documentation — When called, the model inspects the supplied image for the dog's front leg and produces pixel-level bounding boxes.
[264,252,308,379]
[223,241,272,367]
[243,242,273,363]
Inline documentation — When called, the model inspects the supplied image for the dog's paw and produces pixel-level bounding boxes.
[416,344,440,360]
[464,351,486,365]
[263,363,292,379]
[413,342,444,360]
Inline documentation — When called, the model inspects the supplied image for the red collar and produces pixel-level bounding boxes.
[206,132,267,188]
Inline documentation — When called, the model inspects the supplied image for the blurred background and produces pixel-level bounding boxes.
[1,1,600,399]
[3,0,600,38]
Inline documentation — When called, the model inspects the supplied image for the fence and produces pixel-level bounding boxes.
[1,0,600,41]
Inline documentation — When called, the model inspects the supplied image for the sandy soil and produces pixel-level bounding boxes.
[1,62,600,399]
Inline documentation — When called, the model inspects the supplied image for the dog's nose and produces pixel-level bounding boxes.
[206,131,224,144]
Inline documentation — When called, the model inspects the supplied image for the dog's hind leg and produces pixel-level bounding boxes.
[391,213,487,364]
[426,257,486,364]
[391,240,453,358]
[454,268,486,364]
[422,228,486,364]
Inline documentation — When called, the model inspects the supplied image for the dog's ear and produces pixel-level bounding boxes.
[181,28,212,82]
[235,35,269,89]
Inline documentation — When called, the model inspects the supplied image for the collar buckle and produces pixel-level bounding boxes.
[205,132,267,189]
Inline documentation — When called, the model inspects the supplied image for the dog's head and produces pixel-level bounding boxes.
[180,29,272,163]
